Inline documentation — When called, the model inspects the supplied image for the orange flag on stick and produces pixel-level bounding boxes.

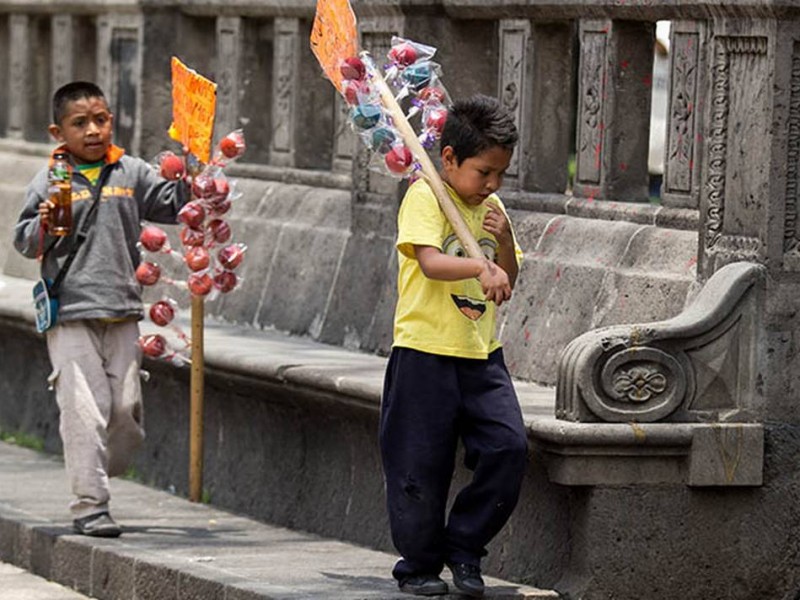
[310,0,359,93]
[168,57,217,164]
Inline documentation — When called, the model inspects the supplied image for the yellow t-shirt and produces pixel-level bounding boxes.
[393,179,523,359]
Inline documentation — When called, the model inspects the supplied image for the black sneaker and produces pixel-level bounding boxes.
[447,562,485,598]
[398,574,449,596]
[73,512,122,538]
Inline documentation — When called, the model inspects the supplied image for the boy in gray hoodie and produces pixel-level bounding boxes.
[14,81,189,537]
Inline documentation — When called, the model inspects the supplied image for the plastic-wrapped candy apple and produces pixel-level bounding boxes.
[418,85,448,105]
[209,197,232,217]
[159,151,185,181]
[187,272,214,296]
[218,130,246,161]
[149,299,176,327]
[218,243,246,270]
[340,56,367,81]
[140,225,168,252]
[388,41,419,67]
[425,107,447,137]
[191,172,216,200]
[178,201,206,229]
[385,144,415,175]
[180,226,205,248]
[185,246,210,272]
[139,334,167,358]
[210,177,230,206]
[135,262,161,286]
[213,269,238,293]
[207,219,232,244]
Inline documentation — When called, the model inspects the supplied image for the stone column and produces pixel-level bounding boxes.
[574,19,654,202]
[271,17,333,170]
[502,20,575,194]
[51,14,74,92]
[97,14,142,155]
[215,16,242,145]
[8,14,31,140]
[661,20,709,210]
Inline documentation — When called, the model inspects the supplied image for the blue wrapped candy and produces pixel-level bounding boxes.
[401,63,433,91]
[371,127,397,154]
[350,104,382,130]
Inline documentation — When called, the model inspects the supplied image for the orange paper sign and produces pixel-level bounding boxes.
[168,57,217,163]
[310,0,359,93]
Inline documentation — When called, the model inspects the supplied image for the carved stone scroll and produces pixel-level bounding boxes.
[557,262,764,423]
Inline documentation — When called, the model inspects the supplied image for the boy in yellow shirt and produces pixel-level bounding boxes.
[380,95,528,597]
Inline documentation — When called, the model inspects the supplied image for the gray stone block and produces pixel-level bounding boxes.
[52,537,93,594]
[91,548,135,600]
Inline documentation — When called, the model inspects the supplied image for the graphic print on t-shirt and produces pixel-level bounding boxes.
[442,233,498,321]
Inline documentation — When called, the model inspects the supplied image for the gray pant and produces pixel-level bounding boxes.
[46,320,144,519]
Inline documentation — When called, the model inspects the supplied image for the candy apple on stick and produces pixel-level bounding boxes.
[310,0,484,260]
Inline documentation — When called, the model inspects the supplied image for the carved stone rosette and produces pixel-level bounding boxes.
[556,262,765,423]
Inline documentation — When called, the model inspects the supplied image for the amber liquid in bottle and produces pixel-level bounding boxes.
[48,153,72,236]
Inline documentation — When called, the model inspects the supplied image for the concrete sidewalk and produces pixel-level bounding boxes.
[0,442,558,599]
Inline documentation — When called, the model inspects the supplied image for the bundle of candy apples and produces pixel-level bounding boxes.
[137,129,248,365]
[339,36,451,177]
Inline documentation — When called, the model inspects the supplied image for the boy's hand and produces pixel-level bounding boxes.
[477,258,512,306]
[38,200,53,228]
[483,201,512,246]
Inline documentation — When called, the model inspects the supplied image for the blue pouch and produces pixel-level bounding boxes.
[33,278,59,333]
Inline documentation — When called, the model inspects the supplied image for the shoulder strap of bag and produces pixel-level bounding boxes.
[45,168,111,296]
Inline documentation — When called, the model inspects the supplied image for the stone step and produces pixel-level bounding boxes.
[0,442,558,599]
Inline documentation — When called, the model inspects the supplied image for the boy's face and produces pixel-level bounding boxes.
[441,144,513,206]
[48,96,113,165]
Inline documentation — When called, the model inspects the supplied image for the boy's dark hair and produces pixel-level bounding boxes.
[52,81,107,125]
[441,94,519,164]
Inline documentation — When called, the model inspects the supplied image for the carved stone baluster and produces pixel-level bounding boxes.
[662,20,708,210]
[574,19,653,202]
[8,14,30,140]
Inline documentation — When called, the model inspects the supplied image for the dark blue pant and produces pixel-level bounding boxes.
[379,347,528,581]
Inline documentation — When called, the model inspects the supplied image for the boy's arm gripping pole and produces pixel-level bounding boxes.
[367,58,484,261]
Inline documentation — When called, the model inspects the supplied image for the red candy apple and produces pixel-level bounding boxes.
[213,270,238,293]
[178,201,206,229]
[139,334,167,358]
[184,246,210,272]
[180,226,206,247]
[425,108,447,135]
[135,262,161,286]
[218,244,246,270]
[191,173,216,199]
[385,145,414,174]
[159,152,185,180]
[187,272,213,296]
[340,56,366,81]
[140,225,168,252]
[389,42,418,66]
[212,178,230,203]
[149,300,175,327]
[219,132,246,159]
[208,219,232,244]
[418,86,447,104]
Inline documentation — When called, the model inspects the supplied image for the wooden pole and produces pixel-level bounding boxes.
[188,294,204,502]
[367,54,484,260]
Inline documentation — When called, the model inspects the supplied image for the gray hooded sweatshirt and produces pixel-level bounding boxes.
[14,145,190,322]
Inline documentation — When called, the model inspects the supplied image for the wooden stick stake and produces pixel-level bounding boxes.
[189,294,204,502]
[366,54,484,261]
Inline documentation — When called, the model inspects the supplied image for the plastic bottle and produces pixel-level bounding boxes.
[47,152,72,236]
